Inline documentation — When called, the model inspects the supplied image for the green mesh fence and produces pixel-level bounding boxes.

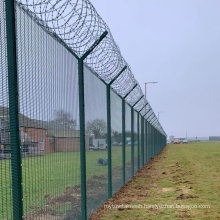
[84,66,108,218]
[0,0,13,219]
[111,90,123,194]
[0,0,167,219]
[16,4,81,219]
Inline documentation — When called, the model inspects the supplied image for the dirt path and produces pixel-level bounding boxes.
[90,143,220,220]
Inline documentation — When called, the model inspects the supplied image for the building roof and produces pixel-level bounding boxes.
[0,106,44,129]
[47,129,80,138]
[0,106,79,132]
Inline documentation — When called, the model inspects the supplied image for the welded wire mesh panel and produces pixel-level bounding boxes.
[125,104,131,182]
[0,0,167,218]
[0,0,13,219]
[84,67,108,218]
[134,111,138,173]
[111,90,122,194]
[16,5,81,219]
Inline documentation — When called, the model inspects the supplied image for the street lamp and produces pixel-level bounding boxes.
[144,82,158,99]
[158,111,164,122]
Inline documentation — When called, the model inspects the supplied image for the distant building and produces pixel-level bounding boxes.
[209,136,220,141]
[47,129,89,152]
[0,106,89,155]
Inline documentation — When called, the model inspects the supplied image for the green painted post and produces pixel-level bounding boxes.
[106,85,112,198]
[156,130,158,154]
[160,133,162,151]
[131,108,134,177]
[149,124,152,159]
[122,99,126,184]
[159,132,161,153]
[145,119,148,163]
[155,129,157,155]
[122,84,139,181]
[78,31,108,220]
[146,121,149,162]
[143,119,145,164]
[141,116,144,167]
[78,59,87,220]
[157,130,158,154]
[151,125,154,158]
[153,127,155,157]
[160,133,161,152]
[137,113,140,170]
[106,66,127,198]
[106,66,127,197]
[150,125,151,156]
[158,130,159,154]
[5,1,23,219]
[148,122,152,160]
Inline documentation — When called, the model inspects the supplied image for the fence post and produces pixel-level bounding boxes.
[145,119,148,163]
[157,130,159,154]
[131,108,134,176]
[141,116,144,167]
[154,128,156,156]
[150,124,152,159]
[137,113,140,170]
[149,124,151,159]
[78,31,108,220]
[130,95,143,174]
[122,99,126,184]
[156,128,157,155]
[152,126,154,157]
[146,121,149,162]
[150,124,154,159]
[106,84,112,198]
[5,1,23,219]
[106,66,127,198]
[78,59,87,220]
[122,84,138,182]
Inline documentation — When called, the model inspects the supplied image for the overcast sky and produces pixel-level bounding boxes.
[90,0,220,138]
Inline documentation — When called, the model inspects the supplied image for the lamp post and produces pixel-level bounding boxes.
[144,82,158,99]
[158,111,164,122]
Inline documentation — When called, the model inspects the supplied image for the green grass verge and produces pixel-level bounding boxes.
[99,142,220,220]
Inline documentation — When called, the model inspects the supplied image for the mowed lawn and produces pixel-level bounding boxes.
[0,146,133,218]
[91,142,220,220]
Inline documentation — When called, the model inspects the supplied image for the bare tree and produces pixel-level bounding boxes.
[52,110,77,130]
[86,119,107,138]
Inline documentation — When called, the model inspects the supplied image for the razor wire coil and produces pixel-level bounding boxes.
[17,0,165,135]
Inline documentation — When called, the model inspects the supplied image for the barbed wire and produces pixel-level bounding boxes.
[17,0,165,135]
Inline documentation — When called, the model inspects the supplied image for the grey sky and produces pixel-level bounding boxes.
[90,0,220,138]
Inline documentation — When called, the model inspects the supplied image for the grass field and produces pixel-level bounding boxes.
[91,142,220,220]
[0,146,135,218]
